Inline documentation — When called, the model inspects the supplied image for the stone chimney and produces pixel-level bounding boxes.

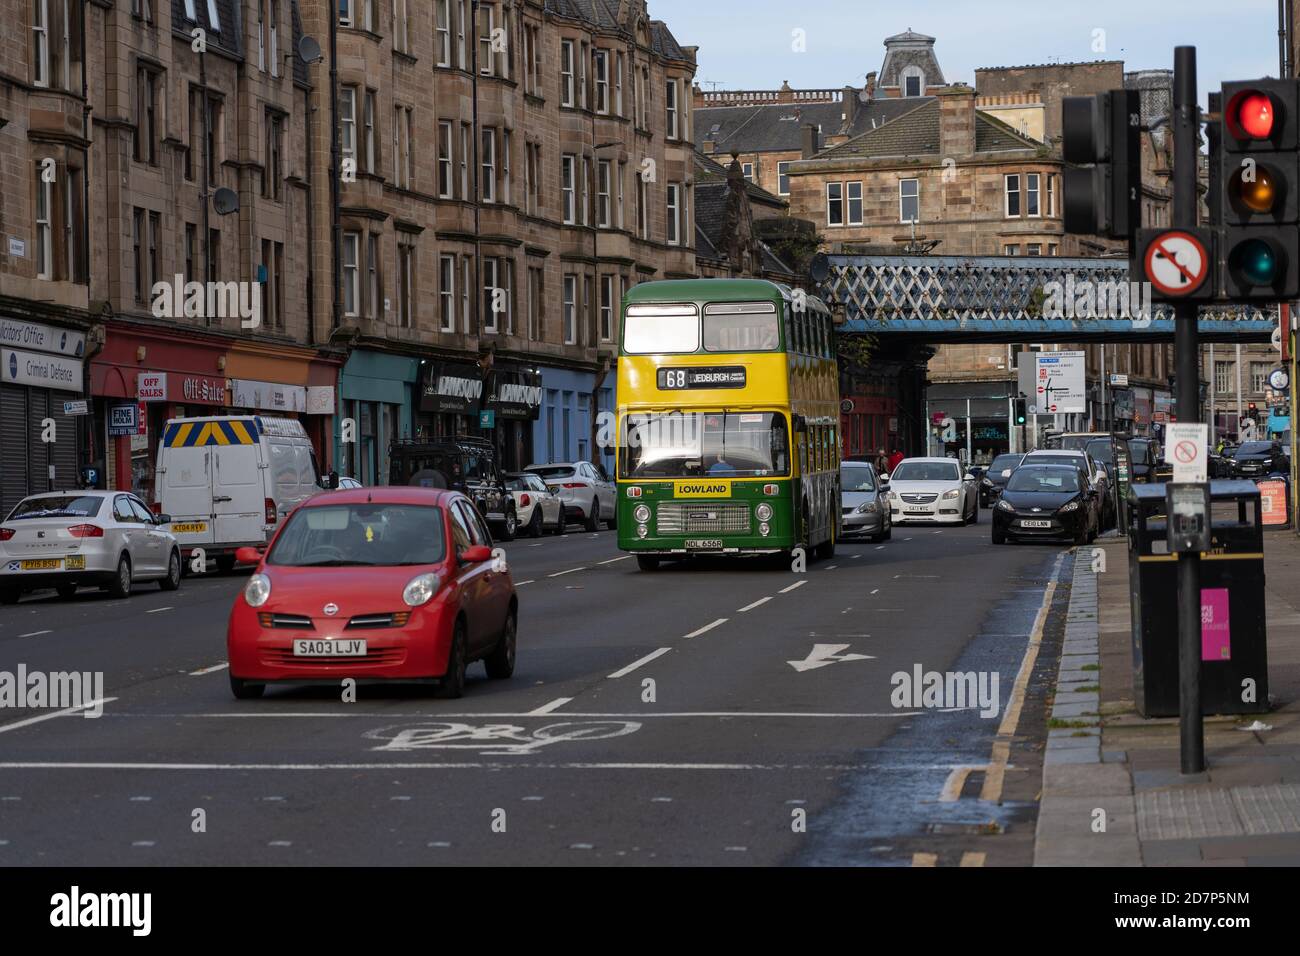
[937,84,976,160]
[802,123,820,159]
[778,80,794,104]
[842,86,859,128]
[865,71,877,101]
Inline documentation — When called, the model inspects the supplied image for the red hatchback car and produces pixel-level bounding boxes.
[226,487,517,699]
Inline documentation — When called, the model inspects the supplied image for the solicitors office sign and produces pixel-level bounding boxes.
[0,318,85,357]
[2,347,83,393]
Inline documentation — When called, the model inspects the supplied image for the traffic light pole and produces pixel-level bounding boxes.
[1173,46,1206,774]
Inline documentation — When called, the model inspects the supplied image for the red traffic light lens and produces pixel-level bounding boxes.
[1235,92,1276,138]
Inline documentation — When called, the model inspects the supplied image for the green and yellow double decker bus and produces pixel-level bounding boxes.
[615,278,840,571]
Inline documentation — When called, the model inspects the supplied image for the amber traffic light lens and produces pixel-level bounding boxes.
[1233,91,1276,139]
[1231,164,1278,213]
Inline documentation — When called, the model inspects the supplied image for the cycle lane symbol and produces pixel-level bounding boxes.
[362,720,643,756]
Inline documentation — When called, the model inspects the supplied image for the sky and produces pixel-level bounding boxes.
[648,0,1282,104]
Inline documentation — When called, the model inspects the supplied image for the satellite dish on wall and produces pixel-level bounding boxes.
[212,187,239,216]
[298,36,322,65]
[809,252,830,283]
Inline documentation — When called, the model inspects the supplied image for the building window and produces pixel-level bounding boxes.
[594,49,609,114]
[741,162,754,181]
[366,232,380,318]
[437,121,453,198]
[342,231,360,316]
[261,239,284,329]
[562,154,576,224]
[614,52,624,116]
[64,167,82,282]
[826,182,844,226]
[528,265,543,340]
[184,223,196,286]
[1047,174,1057,218]
[905,74,921,97]
[457,0,467,68]
[617,160,626,229]
[393,0,408,53]
[460,124,470,199]
[397,234,415,328]
[1003,244,1019,256]
[1005,174,1021,217]
[636,176,648,238]
[362,90,377,174]
[563,275,577,344]
[847,181,863,226]
[132,208,145,302]
[264,111,284,200]
[477,2,496,77]
[580,156,590,225]
[597,160,611,228]
[207,227,220,282]
[132,0,152,22]
[1214,361,1233,394]
[32,0,49,86]
[898,178,919,223]
[1027,173,1041,217]
[205,0,220,30]
[35,168,52,280]
[439,254,456,332]
[461,256,472,332]
[578,41,588,109]
[666,183,681,245]
[777,161,791,196]
[666,78,679,139]
[483,258,499,333]
[481,128,496,203]
[338,0,351,25]
[1048,243,1059,256]
[599,275,614,341]
[340,87,356,166]
[1251,362,1269,393]
[1027,243,1042,256]
[135,66,158,165]
[560,39,575,107]
[435,0,451,66]
[206,96,222,179]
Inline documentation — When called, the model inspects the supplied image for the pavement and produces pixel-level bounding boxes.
[0,517,1072,866]
[1035,524,1300,866]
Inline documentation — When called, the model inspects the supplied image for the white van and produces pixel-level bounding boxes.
[155,416,324,572]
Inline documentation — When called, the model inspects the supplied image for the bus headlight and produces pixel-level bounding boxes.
[633,504,651,523]
[755,503,773,521]
[759,522,771,536]
[637,523,649,538]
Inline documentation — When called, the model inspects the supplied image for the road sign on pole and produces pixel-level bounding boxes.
[1166,422,1209,483]
[1138,229,1213,298]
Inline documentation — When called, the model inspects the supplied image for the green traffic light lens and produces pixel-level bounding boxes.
[1230,239,1279,285]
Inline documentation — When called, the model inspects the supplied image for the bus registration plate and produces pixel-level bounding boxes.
[686,539,725,550]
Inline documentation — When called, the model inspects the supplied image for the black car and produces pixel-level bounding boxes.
[979,453,1026,507]
[1127,437,1171,483]
[1222,440,1289,479]
[388,437,518,540]
[991,464,1098,546]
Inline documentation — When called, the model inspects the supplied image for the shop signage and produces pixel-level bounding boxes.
[306,385,336,415]
[486,367,543,421]
[230,378,307,412]
[2,347,83,392]
[421,361,484,415]
[181,376,227,404]
[108,402,139,436]
[479,409,496,428]
[138,372,168,401]
[62,400,89,416]
[0,317,85,357]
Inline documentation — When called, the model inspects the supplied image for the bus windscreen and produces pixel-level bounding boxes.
[623,304,699,354]
[620,412,790,479]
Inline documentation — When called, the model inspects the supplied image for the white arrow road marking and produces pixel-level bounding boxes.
[787,644,874,672]
[188,662,229,676]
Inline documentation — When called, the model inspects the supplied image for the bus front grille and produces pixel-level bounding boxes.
[656,503,752,535]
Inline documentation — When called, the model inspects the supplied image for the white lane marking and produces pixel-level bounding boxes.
[99,710,924,720]
[17,630,51,638]
[607,647,671,679]
[132,841,156,847]
[779,581,806,594]
[269,841,292,847]
[683,618,727,639]
[0,697,117,733]
[870,589,880,595]
[824,565,838,570]
[787,644,873,672]
[876,546,885,551]
[528,697,573,715]
[852,553,862,558]
[146,607,172,614]
[548,567,587,578]
[188,662,229,676]
[597,556,632,565]
[737,596,771,612]
[515,580,536,586]
[0,757,976,771]
[427,841,452,847]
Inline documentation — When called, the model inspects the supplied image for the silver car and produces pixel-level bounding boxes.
[840,462,892,542]
[0,491,183,603]
[525,461,616,531]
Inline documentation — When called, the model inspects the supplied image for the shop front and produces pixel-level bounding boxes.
[337,350,419,486]
[484,363,542,472]
[1,316,88,514]
[1112,389,1135,434]
[416,359,485,442]
[532,365,612,468]
[90,323,230,502]
[1132,386,1153,435]
[223,343,340,466]
[839,392,898,459]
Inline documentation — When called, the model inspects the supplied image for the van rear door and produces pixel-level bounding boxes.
[213,442,267,546]
[157,438,216,548]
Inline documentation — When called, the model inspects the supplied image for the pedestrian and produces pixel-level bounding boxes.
[874,447,888,474]
[888,447,905,474]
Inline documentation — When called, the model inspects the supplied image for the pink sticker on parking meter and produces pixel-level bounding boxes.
[1201,588,1231,661]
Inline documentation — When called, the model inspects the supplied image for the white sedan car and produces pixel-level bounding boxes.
[0,490,183,603]
[505,472,567,537]
[886,457,979,525]
[524,462,616,532]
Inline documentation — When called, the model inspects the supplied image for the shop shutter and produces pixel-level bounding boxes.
[0,385,30,514]
[48,390,80,491]
[26,390,52,498]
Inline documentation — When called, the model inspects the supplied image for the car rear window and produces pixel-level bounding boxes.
[267,504,447,567]
[6,495,105,520]
[529,466,576,480]
[989,454,1023,473]
[1236,442,1273,456]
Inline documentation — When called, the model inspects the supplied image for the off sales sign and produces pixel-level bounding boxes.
[137,372,167,401]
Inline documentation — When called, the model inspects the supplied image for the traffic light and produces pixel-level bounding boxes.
[1247,401,1259,422]
[1014,398,1027,426]
[1062,89,1141,240]
[1219,79,1300,299]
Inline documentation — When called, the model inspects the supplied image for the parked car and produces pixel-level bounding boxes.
[1221,440,1290,479]
[156,416,326,573]
[1023,449,1110,529]
[886,457,979,525]
[505,472,567,537]
[525,461,616,531]
[336,477,364,490]
[1127,437,1172,483]
[979,453,1025,507]
[389,436,517,541]
[840,461,891,542]
[0,490,182,603]
[992,464,1099,546]
[225,487,517,700]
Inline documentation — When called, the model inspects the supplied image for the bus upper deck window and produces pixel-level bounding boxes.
[702,301,779,352]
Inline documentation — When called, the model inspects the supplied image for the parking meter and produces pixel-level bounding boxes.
[1166,483,1212,553]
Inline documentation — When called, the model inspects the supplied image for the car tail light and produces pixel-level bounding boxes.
[265,498,277,524]
[561,482,585,489]
[67,524,104,538]
[520,493,531,507]
[0,528,13,541]
[626,486,642,498]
